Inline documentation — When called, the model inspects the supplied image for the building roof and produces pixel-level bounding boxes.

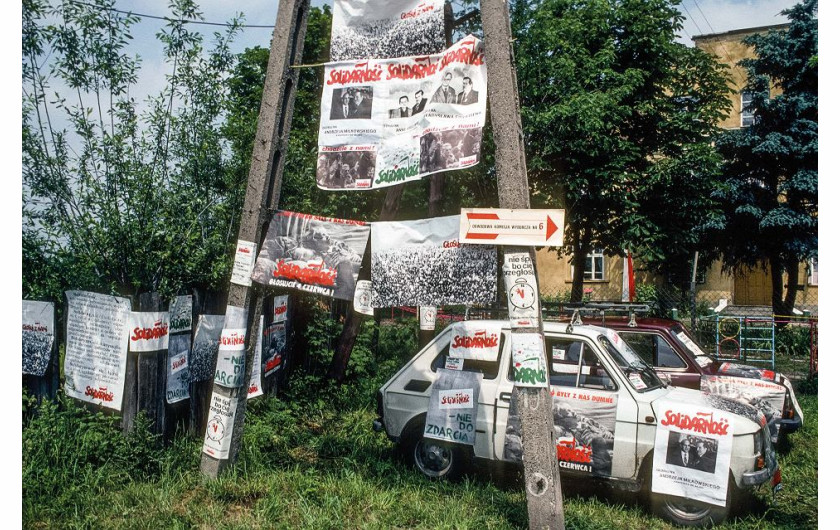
[692,23,789,43]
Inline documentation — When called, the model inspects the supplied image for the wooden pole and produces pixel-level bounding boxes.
[480,0,565,527]
[199,0,311,478]
[136,291,167,436]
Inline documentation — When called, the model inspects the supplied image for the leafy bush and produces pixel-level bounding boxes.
[776,324,812,357]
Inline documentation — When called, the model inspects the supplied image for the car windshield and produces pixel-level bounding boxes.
[597,332,663,392]
[669,324,715,367]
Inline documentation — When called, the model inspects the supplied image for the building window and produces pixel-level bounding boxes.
[740,91,755,127]
[809,258,818,286]
[583,249,605,281]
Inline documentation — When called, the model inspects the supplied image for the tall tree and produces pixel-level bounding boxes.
[511,0,731,301]
[711,0,817,316]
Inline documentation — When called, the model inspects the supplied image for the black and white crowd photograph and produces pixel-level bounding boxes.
[419,128,482,173]
[316,150,377,189]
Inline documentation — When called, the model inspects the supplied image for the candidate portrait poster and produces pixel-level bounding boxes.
[330,0,445,62]
[370,215,496,307]
[64,291,132,411]
[318,35,487,190]
[22,300,54,376]
[651,400,735,507]
[250,211,370,301]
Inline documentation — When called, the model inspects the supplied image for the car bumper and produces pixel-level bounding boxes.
[778,416,802,434]
[742,461,779,487]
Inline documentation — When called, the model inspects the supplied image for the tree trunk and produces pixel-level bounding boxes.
[770,256,788,317]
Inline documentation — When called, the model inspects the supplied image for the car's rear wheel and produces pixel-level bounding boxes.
[401,418,466,480]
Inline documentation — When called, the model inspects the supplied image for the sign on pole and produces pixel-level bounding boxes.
[458,208,564,246]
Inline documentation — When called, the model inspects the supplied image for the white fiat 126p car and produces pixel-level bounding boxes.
[373,319,781,526]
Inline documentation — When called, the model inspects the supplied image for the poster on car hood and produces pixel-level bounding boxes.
[64,291,132,411]
[651,400,735,507]
[371,215,496,307]
[330,0,445,62]
[318,35,486,190]
[22,300,54,376]
[128,311,170,353]
[191,314,225,382]
[449,321,501,361]
[251,211,369,301]
[504,386,618,476]
[424,369,482,446]
[701,374,785,429]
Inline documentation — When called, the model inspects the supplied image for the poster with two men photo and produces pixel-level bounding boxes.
[318,36,487,190]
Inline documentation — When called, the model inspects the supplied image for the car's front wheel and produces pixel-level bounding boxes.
[650,492,730,527]
[401,419,466,480]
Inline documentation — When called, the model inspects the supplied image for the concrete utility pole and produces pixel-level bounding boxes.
[479,0,565,528]
[200,0,311,478]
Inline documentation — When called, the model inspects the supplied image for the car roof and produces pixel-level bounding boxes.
[558,315,684,331]
[453,319,612,340]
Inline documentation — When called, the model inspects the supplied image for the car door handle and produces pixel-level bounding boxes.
[499,392,512,402]
[404,379,431,392]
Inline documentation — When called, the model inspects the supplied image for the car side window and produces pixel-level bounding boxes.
[430,336,504,380]
[543,337,617,391]
[620,331,686,369]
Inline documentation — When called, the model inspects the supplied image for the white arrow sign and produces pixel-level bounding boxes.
[458,208,565,246]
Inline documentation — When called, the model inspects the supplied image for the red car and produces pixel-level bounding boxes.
[562,309,803,443]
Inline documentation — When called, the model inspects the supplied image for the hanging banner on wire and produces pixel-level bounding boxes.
[330,0,445,62]
[318,35,487,190]
[371,215,496,307]
[251,211,369,301]
[64,291,132,411]
[22,300,54,376]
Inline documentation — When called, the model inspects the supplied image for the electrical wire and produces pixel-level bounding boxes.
[64,0,275,29]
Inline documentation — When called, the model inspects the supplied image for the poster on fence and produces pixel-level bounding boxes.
[423,369,481,445]
[191,314,225,382]
[248,319,265,399]
[169,295,193,333]
[449,321,501,361]
[64,291,132,411]
[166,333,191,404]
[504,386,618,476]
[371,215,496,307]
[317,36,486,190]
[273,295,289,323]
[651,398,735,507]
[251,211,370,301]
[128,311,170,352]
[330,0,445,61]
[511,333,548,388]
[214,306,248,389]
[502,252,540,328]
[22,300,54,376]
[202,392,239,460]
[263,322,287,377]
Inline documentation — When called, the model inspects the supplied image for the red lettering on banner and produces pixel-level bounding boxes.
[131,320,169,342]
[400,3,434,19]
[442,239,460,248]
[279,211,366,226]
[266,356,282,372]
[556,437,592,463]
[453,330,499,349]
[171,356,186,371]
[440,392,471,406]
[273,259,338,287]
[386,61,438,81]
[660,410,730,436]
[274,306,287,317]
[84,386,114,402]
[220,333,246,347]
[326,63,382,86]
[22,324,48,332]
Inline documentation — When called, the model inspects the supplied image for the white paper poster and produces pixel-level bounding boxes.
[419,306,437,330]
[353,280,374,316]
[449,321,502,361]
[701,374,786,426]
[22,300,55,376]
[128,311,170,352]
[169,295,193,333]
[273,295,289,323]
[423,369,481,445]
[263,322,286,377]
[214,306,248,388]
[330,0,445,61]
[444,357,463,370]
[502,252,539,328]
[231,239,257,287]
[371,215,496,307]
[511,333,548,388]
[248,319,265,400]
[652,401,734,507]
[318,36,487,190]
[64,291,132,411]
[166,333,191,404]
[202,392,239,460]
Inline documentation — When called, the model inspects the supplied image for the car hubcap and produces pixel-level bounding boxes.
[665,497,711,521]
[414,440,452,477]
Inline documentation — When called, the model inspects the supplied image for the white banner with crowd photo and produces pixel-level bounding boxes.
[330,0,445,61]
[318,36,487,190]
[370,215,496,307]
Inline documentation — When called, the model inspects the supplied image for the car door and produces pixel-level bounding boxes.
[619,330,700,389]
[493,333,638,479]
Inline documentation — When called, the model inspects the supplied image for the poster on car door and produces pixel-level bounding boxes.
[511,333,548,388]
[502,252,539,328]
[330,0,445,62]
[504,386,618,476]
[423,369,482,445]
[371,215,496,307]
[263,322,287,377]
[64,291,132,411]
[22,300,54,376]
[651,400,734,507]
[449,321,501,361]
[190,314,225,382]
[169,295,193,333]
[166,333,191,404]
[202,392,239,460]
[701,374,785,427]
[214,306,248,389]
[128,311,170,352]
[251,211,369,301]
[318,35,486,190]
[248,319,265,399]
